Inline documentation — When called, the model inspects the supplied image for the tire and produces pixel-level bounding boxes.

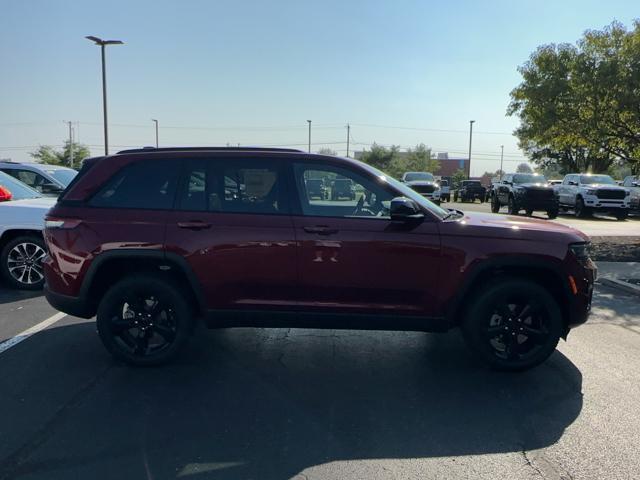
[454,192,458,202]
[575,197,590,218]
[507,196,518,215]
[96,275,194,366]
[525,209,533,216]
[461,278,563,371]
[547,209,559,219]
[490,196,500,213]
[616,211,628,221]
[0,235,47,290]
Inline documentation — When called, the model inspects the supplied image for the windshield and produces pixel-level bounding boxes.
[358,161,449,219]
[0,171,42,200]
[580,175,616,185]
[45,168,77,186]
[513,174,547,184]
[404,172,434,182]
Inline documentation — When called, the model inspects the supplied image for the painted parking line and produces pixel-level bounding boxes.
[0,312,66,354]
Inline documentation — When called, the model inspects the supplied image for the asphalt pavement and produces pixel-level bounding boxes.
[1,278,640,479]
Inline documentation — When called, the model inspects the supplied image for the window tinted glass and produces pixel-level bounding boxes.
[45,169,77,186]
[220,162,285,214]
[90,160,179,209]
[0,171,42,200]
[580,175,615,185]
[294,163,394,218]
[177,161,210,212]
[513,174,546,184]
[404,172,434,182]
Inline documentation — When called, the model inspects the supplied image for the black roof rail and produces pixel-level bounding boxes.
[115,146,305,154]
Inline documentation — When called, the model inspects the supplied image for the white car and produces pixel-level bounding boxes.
[0,171,56,289]
[556,173,630,220]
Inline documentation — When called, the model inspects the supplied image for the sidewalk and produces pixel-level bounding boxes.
[596,261,640,296]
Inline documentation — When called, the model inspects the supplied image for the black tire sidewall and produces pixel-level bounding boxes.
[97,275,193,366]
[461,279,563,371]
[0,235,46,290]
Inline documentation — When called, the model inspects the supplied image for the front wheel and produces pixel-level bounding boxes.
[0,235,47,290]
[97,275,194,366]
[547,208,559,219]
[575,197,590,218]
[616,211,628,221]
[525,209,533,216]
[461,278,563,371]
[507,196,518,215]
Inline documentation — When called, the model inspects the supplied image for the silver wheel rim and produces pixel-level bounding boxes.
[7,242,46,285]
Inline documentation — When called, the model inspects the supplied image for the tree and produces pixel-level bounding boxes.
[405,143,440,174]
[451,169,466,189]
[359,143,401,174]
[317,147,337,156]
[30,140,90,168]
[516,163,533,173]
[508,21,640,175]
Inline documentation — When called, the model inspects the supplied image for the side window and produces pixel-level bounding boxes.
[90,160,180,209]
[177,160,214,212]
[5,170,45,189]
[293,163,394,218]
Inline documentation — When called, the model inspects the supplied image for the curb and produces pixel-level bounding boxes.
[598,277,640,297]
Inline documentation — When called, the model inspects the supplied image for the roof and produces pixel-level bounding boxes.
[115,146,305,155]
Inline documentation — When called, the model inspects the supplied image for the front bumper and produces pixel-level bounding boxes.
[44,285,95,319]
[583,193,629,210]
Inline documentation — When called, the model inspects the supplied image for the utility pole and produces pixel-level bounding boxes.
[66,121,74,168]
[306,120,312,153]
[467,120,475,178]
[86,36,124,155]
[346,124,350,157]
[151,119,159,148]
[500,145,504,180]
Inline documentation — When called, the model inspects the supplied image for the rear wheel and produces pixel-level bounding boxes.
[525,209,533,216]
[461,278,563,371]
[0,235,47,290]
[97,275,194,366]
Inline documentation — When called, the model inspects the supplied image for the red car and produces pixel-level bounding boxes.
[43,147,595,370]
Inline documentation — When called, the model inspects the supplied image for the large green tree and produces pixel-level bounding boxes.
[508,21,640,175]
[359,143,401,175]
[30,140,89,168]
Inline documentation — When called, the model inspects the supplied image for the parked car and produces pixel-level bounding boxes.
[402,172,441,204]
[439,179,451,202]
[0,171,56,289]
[555,174,630,220]
[490,173,559,218]
[0,161,77,196]
[305,178,327,200]
[621,175,640,216]
[330,178,356,200]
[454,180,486,203]
[44,146,595,371]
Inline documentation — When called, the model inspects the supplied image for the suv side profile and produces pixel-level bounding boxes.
[490,173,559,219]
[44,147,595,371]
[556,173,630,220]
[0,161,77,196]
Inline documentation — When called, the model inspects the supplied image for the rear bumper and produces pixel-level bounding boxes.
[44,285,95,319]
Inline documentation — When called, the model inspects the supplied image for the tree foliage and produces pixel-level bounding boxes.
[317,147,338,156]
[451,169,466,189]
[516,162,533,173]
[30,140,90,168]
[359,143,438,180]
[508,21,640,175]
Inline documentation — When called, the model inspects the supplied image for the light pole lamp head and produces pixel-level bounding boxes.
[86,36,124,46]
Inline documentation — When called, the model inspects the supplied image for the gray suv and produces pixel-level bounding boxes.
[0,161,77,196]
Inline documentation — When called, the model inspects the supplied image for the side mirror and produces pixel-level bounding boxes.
[41,183,63,195]
[568,181,578,186]
[390,196,424,222]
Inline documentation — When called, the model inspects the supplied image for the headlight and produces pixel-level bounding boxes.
[586,189,597,195]
[569,242,591,263]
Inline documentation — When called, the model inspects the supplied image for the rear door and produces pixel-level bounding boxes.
[289,160,442,317]
[164,155,298,312]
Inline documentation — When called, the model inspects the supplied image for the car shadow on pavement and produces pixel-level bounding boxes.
[0,286,43,305]
[0,325,583,480]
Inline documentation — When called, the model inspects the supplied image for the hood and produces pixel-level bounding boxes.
[444,210,588,242]
[0,197,57,210]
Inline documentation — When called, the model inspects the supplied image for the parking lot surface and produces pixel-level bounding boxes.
[1,281,640,480]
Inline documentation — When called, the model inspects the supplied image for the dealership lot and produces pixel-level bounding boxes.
[1,276,640,479]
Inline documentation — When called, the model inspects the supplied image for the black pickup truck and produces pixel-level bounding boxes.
[454,180,486,203]
[490,173,559,218]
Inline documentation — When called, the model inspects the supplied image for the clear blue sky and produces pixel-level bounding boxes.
[1,0,637,175]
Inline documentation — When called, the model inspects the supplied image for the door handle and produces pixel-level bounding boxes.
[303,226,339,235]
[177,221,211,231]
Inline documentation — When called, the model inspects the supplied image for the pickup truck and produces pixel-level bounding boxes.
[555,173,630,220]
[490,173,558,218]
[454,180,486,203]
[622,175,640,215]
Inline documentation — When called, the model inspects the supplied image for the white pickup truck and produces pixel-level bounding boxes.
[0,171,56,289]
[555,173,630,220]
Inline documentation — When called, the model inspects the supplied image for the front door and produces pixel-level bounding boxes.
[290,161,442,317]
[164,156,298,312]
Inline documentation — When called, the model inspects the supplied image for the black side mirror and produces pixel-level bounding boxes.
[390,197,424,222]
[567,181,578,186]
[40,183,63,195]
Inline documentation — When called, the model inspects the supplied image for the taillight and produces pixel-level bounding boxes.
[0,186,12,202]
[44,218,82,229]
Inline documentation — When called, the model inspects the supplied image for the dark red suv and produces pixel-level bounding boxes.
[43,147,595,370]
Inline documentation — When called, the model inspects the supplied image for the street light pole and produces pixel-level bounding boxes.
[346,124,350,157]
[86,36,124,155]
[306,120,312,153]
[500,145,504,180]
[467,120,475,178]
[152,119,159,148]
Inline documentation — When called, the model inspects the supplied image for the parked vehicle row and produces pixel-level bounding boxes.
[490,173,558,219]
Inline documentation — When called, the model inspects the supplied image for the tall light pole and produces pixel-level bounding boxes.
[346,123,350,157]
[499,145,504,180]
[306,120,312,153]
[65,121,74,168]
[467,120,475,178]
[86,36,124,155]
[151,119,159,148]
